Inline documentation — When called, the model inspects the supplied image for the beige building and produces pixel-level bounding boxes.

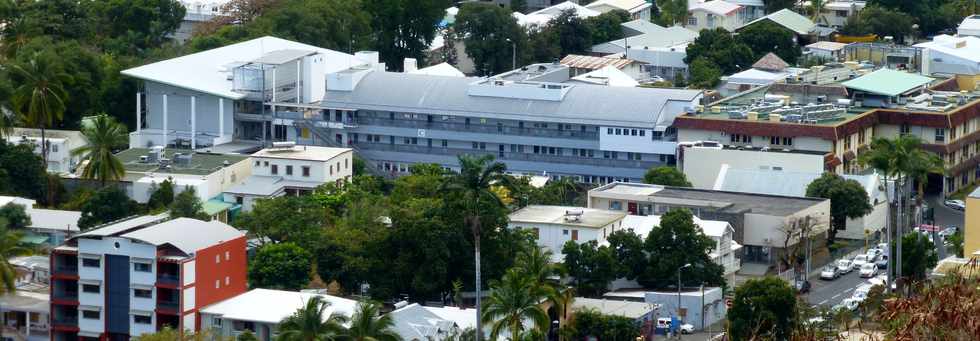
[687,1,742,32]
[965,187,980,257]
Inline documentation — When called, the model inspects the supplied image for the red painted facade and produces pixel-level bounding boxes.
[182,235,248,331]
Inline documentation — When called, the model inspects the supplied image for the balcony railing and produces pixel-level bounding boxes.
[52,291,79,301]
[157,301,179,313]
[354,117,600,140]
[354,142,661,169]
[51,317,78,327]
[53,265,77,276]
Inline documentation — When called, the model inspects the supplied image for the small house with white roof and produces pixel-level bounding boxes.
[223,144,352,212]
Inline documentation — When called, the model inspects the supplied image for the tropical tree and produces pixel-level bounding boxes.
[481,269,550,341]
[643,166,692,187]
[74,114,128,186]
[806,0,828,22]
[345,302,401,341]
[10,51,70,166]
[805,173,872,243]
[0,222,28,295]
[248,242,312,291]
[728,277,798,340]
[169,187,209,220]
[278,296,349,341]
[441,154,509,339]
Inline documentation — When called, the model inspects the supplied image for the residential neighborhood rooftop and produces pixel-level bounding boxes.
[509,205,626,228]
[199,288,358,324]
[252,145,351,162]
[590,182,828,216]
[117,148,250,175]
[840,69,934,97]
[570,297,658,319]
[739,8,816,35]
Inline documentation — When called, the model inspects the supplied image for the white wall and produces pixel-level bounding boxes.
[644,287,725,330]
[742,200,830,248]
[599,127,677,155]
[183,259,196,286]
[681,147,828,189]
[131,313,156,337]
[507,222,613,262]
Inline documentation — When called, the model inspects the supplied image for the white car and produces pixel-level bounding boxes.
[833,298,860,312]
[820,265,841,280]
[866,248,882,259]
[852,254,869,267]
[944,199,966,211]
[852,284,873,301]
[837,259,854,273]
[859,263,878,278]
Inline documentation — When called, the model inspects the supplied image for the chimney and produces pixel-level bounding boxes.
[403,58,418,73]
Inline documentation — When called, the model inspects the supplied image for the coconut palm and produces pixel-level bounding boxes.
[344,302,401,341]
[481,269,550,341]
[807,0,828,23]
[514,246,560,289]
[0,223,29,295]
[277,296,349,341]
[73,114,128,187]
[441,154,509,340]
[10,51,70,166]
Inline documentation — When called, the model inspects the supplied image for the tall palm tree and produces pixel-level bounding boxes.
[344,302,401,341]
[0,224,29,295]
[278,296,349,341]
[807,0,828,23]
[441,154,509,340]
[481,269,550,341]
[10,51,71,167]
[73,114,128,187]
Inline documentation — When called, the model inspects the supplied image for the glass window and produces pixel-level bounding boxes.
[607,128,613,134]
[82,310,99,319]
[610,201,623,210]
[133,262,151,272]
[286,165,293,175]
[134,315,151,324]
[936,128,945,143]
[82,284,99,293]
[82,258,100,268]
[134,288,152,298]
[302,166,310,177]
[271,165,278,175]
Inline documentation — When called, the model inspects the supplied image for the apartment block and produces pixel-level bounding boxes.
[49,215,246,340]
[121,36,703,184]
[223,144,353,211]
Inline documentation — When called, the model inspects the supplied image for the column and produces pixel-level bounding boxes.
[191,96,197,149]
[162,94,168,147]
[25,313,30,337]
[296,59,302,103]
[136,92,141,133]
[219,98,225,139]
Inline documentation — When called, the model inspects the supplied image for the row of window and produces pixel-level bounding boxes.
[523,227,579,241]
[363,110,600,133]
[607,128,648,137]
[374,161,641,184]
[359,134,659,161]
[728,134,794,146]
[80,310,151,324]
[81,258,152,273]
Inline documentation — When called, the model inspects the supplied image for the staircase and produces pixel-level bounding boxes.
[293,120,391,178]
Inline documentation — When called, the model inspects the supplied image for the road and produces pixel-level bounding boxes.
[927,194,964,229]
[805,267,869,307]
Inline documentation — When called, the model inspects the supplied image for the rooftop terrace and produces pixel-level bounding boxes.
[118,148,250,175]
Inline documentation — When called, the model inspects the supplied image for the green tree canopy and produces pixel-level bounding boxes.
[0,203,30,229]
[277,296,349,341]
[643,166,692,187]
[639,209,725,289]
[684,28,754,74]
[605,230,647,280]
[0,141,46,200]
[737,20,802,65]
[482,268,550,341]
[88,0,186,54]
[168,187,209,220]
[364,0,449,70]
[147,178,175,210]
[235,195,333,251]
[570,309,642,340]
[892,233,938,285]
[728,277,798,340]
[763,0,797,13]
[0,222,28,295]
[74,113,128,186]
[840,5,917,42]
[585,9,630,44]
[561,240,619,297]
[78,186,136,230]
[346,302,402,341]
[455,2,526,75]
[805,173,873,243]
[249,242,313,291]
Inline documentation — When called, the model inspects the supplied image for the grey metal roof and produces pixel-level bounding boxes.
[320,71,701,128]
[121,218,244,255]
[591,182,826,216]
[74,213,170,239]
[28,209,81,232]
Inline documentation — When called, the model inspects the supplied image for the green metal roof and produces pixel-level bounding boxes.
[203,200,233,216]
[841,69,934,97]
[20,233,50,245]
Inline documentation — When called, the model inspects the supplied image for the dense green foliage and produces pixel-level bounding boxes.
[168,187,209,220]
[364,0,450,70]
[78,186,136,229]
[455,3,526,76]
[639,209,725,288]
[147,179,175,210]
[570,309,641,341]
[840,6,917,42]
[0,203,30,229]
[805,173,873,243]
[892,233,939,284]
[561,240,618,297]
[643,166,692,187]
[0,221,28,296]
[728,277,798,340]
[248,242,313,291]
[74,114,128,186]
[737,21,802,65]
[0,141,47,201]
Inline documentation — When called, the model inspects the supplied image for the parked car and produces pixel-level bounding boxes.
[865,252,880,263]
[876,254,888,270]
[833,297,861,312]
[794,279,811,294]
[820,265,841,280]
[852,254,869,267]
[944,199,966,211]
[837,259,854,273]
[859,263,878,278]
[852,284,873,301]
[866,248,882,259]
[656,318,694,334]
[939,227,958,239]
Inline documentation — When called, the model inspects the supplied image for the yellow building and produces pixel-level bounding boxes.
[966,187,980,257]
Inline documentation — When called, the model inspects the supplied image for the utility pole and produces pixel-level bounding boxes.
[677,263,691,339]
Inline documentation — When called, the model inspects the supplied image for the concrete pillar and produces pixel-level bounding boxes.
[136,92,141,133]
[191,96,197,149]
[25,312,30,337]
[296,59,302,103]
[162,94,168,147]
[219,98,225,139]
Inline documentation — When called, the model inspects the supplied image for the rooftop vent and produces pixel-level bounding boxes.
[564,209,584,222]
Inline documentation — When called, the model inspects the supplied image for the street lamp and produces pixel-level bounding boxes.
[505,38,516,70]
[677,263,692,336]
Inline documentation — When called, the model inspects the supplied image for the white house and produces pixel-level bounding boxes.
[5,128,87,175]
[958,15,980,37]
[604,287,725,330]
[805,41,849,61]
[608,215,742,276]
[591,24,699,81]
[514,2,601,28]
[687,0,743,32]
[585,0,654,21]
[507,205,627,262]
[916,35,980,76]
[200,289,359,340]
[222,144,352,211]
[816,1,866,28]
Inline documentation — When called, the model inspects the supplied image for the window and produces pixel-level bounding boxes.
[302,166,310,177]
[607,128,613,134]
[640,130,645,137]
[225,276,230,285]
[330,165,334,175]
[441,139,448,147]
[563,229,569,235]
[345,159,349,169]
[82,258,100,268]
[133,262,151,272]
[214,318,223,327]
[783,137,793,146]
[610,201,623,210]
[225,251,230,260]
[843,136,851,150]
[82,310,99,319]
[134,288,152,298]
[631,129,638,136]
[472,142,479,149]
[688,17,697,26]
[236,196,243,205]
[571,230,579,241]
[271,165,278,175]
[286,165,293,175]
[936,128,946,143]
[254,161,260,166]
[82,284,100,293]
[134,314,152,324]
[900,124,910,135]
[615,128,622,135]
[215,280,220,289]
[730,134,751,143]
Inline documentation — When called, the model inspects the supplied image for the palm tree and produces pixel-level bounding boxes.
[10,51,71,167]
[807,0,828,23]
[441,154,509,340]
[0,224,29,295]
[481,269,550,341]
[73,114,128,187]
[344,302,401,341]
[278,296,349,341]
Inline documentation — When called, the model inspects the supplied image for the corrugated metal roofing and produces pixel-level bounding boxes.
[319,71,702,128]
[841,69,934,97]
[121,218,243,254]
[560,54,637,70]
[739,8,816,35]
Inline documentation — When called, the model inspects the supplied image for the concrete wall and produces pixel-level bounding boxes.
[680,147,828,189]
[644,287,725,330]
[687,10,739,32]
[252,150,352,184]
[965,194,980,256]
[507,221,613,262]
